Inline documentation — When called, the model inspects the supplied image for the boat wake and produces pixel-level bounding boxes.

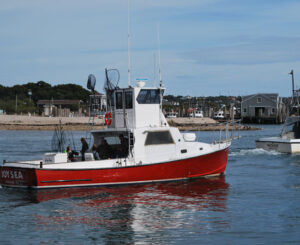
[229,148,282,157]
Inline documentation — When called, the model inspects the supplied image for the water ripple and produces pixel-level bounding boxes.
[229,148,283,157]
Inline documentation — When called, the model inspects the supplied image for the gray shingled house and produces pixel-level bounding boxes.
[241,93,287,124]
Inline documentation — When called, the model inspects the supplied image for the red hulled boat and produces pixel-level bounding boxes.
[0,71,230,189]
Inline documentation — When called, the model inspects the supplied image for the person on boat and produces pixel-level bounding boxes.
[293,121,300,139]
[97,139,112,159]
[80,137,89,161]
[118,134,129,158]
[92,144,100,160]
[66,146,78,162]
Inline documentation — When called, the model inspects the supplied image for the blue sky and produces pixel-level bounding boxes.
[1,0,300,96]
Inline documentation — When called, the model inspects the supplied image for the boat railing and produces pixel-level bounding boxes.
[2,160,42,167]
[212,120,242,146]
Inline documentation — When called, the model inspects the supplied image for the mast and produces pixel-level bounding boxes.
[153,52,156,87]
[127,0,131,87]
[290,69,295,104]
[157,23,162,87]
[157,23,163,125]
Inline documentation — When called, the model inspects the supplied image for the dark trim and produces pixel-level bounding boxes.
[41,179,92,183]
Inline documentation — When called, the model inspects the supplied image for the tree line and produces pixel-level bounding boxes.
[0,81,91,114]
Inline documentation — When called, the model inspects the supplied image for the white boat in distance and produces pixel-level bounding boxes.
[166,112,178,118]
[256,70,300,153]
[190,111,203,118]
[256,116,300,153]
[213,110,224,120]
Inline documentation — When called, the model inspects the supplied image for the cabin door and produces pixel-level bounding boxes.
[115,90,135,128]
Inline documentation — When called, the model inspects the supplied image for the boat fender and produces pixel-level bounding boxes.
[105,112,113,125]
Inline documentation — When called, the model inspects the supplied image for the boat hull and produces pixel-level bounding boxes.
[0,147,229,189]
[256,137,300,153]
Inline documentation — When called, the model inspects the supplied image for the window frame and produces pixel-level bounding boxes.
[136,89,162,104]
[125,91,133,109]
[116,91,123,110]
[145,131,174,146]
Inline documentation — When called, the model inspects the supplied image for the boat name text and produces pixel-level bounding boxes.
[1,170,24,180]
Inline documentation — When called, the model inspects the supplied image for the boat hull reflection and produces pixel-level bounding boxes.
[30,176,229,208]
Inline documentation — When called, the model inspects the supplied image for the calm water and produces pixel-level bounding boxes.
[0,126,299,244]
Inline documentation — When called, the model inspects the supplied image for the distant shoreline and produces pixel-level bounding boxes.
[0,115,259,131]
[0,115,104,131]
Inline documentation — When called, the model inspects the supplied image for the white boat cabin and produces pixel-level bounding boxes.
[106,81,168,129]
[91,81,209,164]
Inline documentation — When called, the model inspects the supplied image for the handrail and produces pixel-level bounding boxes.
[212,119,242,145]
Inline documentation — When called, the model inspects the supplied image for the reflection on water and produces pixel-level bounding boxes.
[1,177,229,243]
[33,176,229,207]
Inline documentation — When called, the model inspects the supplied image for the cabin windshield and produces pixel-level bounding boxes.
[136,89,163,104]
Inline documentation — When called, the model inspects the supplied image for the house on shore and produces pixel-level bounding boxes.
[241,93,287,124]
[37,99,83,117]
[89,93,106,116]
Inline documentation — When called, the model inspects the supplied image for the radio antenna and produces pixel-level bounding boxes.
[127,0,131,86]
[157,23,162,87]
[153,52,156,87]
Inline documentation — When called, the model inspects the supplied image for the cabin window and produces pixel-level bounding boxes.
[137,89,162,104]
[145,131,174,145]
[271,108,275,114]
[116,92,123,109]
[125,91,133,109]
[257,97,262,103]
[243,108,247,113]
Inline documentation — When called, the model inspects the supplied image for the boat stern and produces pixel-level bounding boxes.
[0,166,37,188]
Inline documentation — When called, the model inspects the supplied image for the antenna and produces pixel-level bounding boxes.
[157,23,162,87]
[127,0,131,87]
[153,52,156,87]
[290,69,295,100]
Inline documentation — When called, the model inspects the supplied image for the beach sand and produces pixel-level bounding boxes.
[0,115,104,131]
[0,115,256,131]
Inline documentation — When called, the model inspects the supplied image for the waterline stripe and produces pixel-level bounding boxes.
[40,179,92,183]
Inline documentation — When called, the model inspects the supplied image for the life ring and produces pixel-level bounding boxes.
[105,112,113,126]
